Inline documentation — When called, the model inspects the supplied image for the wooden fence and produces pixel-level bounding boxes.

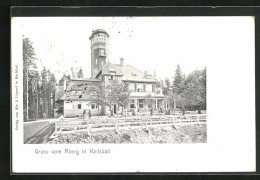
[49,114,207,139]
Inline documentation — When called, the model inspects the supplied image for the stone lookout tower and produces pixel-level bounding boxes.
[89,29,109,78]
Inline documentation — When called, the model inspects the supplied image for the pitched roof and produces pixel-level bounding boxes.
[60,79,101,101]
[96,62,124,77]
[114,64,158,83]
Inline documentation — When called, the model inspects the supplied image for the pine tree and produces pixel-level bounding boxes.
[50,73,56,117]
[41,67,47,118]
[23,37,37,121]
[172,64,184,94]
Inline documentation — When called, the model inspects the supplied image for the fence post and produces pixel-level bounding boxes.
[87,117,91,135]
[145,116,148,130]
[197,115,201,126]
[115,119,118,132]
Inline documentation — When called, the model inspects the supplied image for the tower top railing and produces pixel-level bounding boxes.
[89,29,109,39]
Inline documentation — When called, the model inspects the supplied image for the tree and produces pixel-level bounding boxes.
[162,77,171,95]
[23,37,37,121]
[89,84,109,116]
[49,73,56,117]
[59,74,71,86]
[145,94,154,115]
[41,67,48,118]
[116,82,131,117]
[77,67,84,78]
[180,68,206,110]
[106,80,131,117]
[172,64,184,94]
[164,65,185,110]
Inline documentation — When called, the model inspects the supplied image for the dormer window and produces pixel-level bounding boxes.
[109,69,116,74]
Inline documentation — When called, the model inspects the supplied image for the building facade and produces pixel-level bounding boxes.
[60,29,166,117]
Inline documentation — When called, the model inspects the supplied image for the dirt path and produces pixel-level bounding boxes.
[25,123,55,144]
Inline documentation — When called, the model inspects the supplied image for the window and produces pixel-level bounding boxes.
[130,99,135,108]
[152,84,155,92]
[109,70,116,74]
[129,83,135,91]
[108,75,113,80]
[78,104,81,109]
[138,99,144,108]
[137,84,144,92]
[100,49,105,56]
[91,104,95,109]
[96,59,98,64]
[137,88,143,92]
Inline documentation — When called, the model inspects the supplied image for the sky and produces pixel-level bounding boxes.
[18,16,253,81]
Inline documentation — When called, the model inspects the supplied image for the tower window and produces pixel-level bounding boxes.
[100,49,105,56]
[96,59,98,64]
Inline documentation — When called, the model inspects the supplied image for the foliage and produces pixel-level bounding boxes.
[145,93,154,115]
[106,80,131,116]
[108,80,131,107]
[172,64,184,94]
[58,74,71,86]
[77,67,84,78]
[23,37,37,120]
[162,77,171,95]
[181,68,206,107]
[71,66,84,79]
[23,37,57,121]
[89,84,109,115]
[166,65,206,110]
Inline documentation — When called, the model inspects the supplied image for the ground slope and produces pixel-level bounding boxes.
[48,124,207,144]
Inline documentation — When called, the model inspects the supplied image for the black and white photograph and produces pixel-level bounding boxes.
[11,15,255,173]
[21,17,207,144]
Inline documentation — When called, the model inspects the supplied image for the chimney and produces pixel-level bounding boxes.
[120,57,125,67]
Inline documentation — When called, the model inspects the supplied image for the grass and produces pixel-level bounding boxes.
[48,124,207,144]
